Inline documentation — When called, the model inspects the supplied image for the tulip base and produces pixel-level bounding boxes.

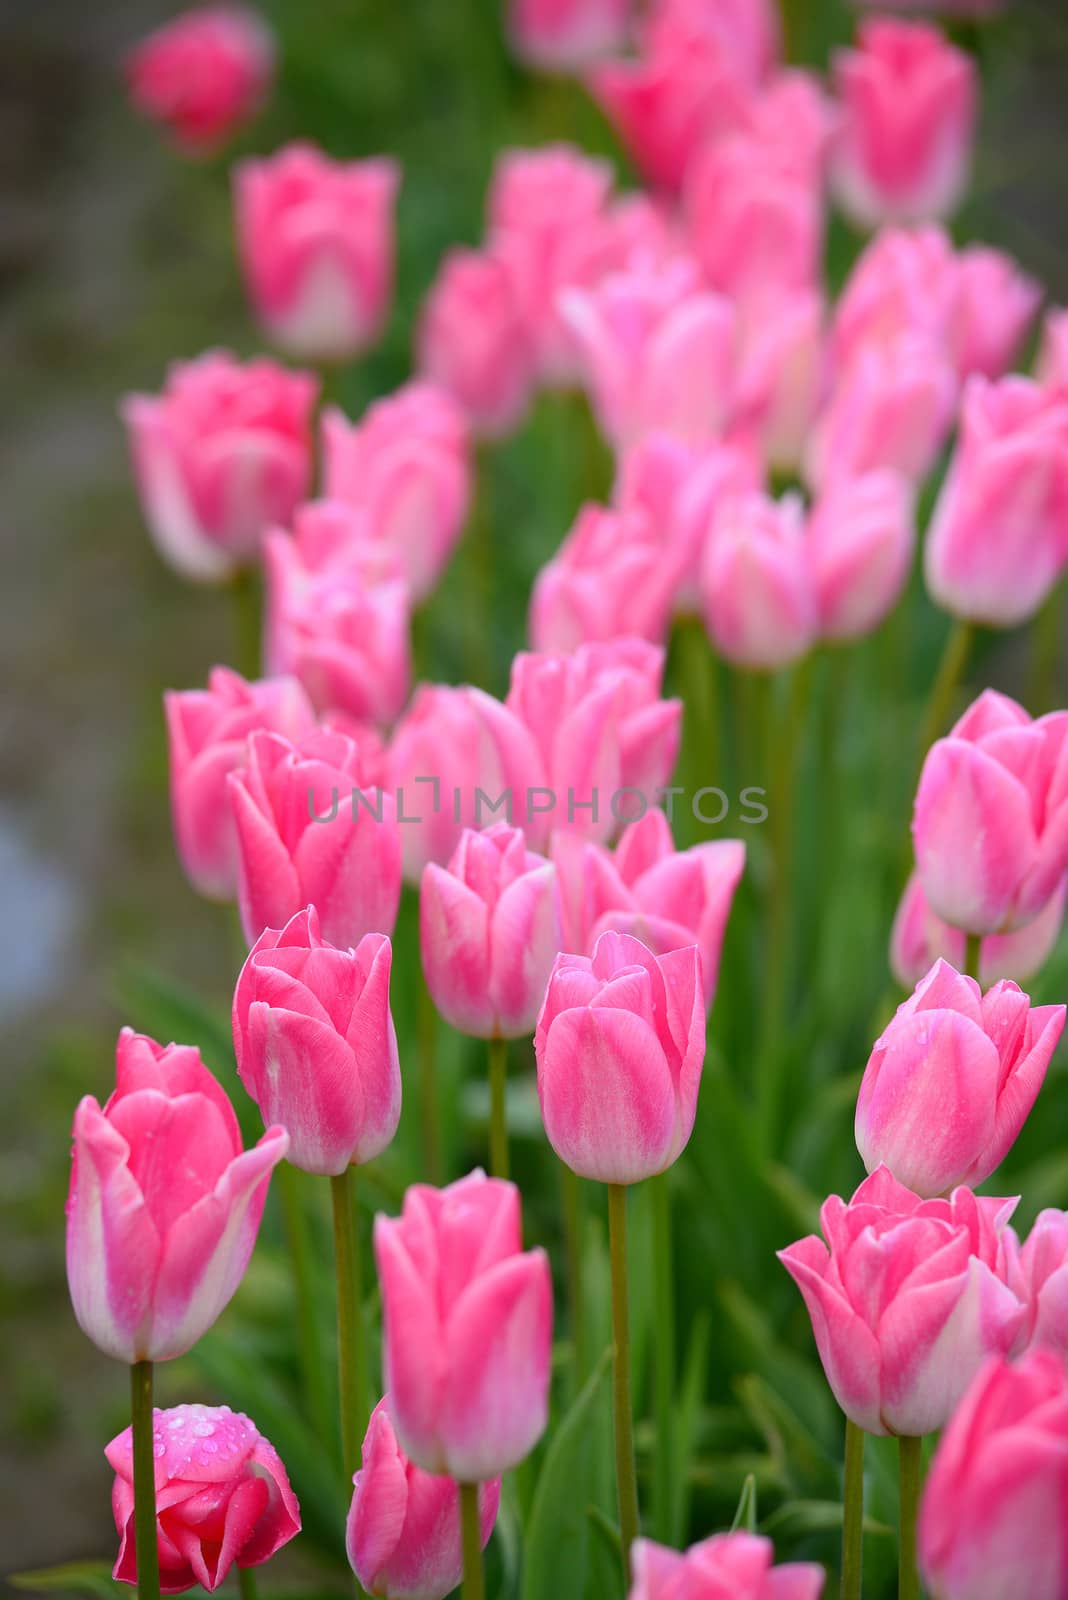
[460,1481,485,1600]
[964,932,982,985]
[237,1568,259,1600]
[608,1183,640,1582]
[898,1435,923,1600]
[130,1360,161,1600]
[331,1166,368,1488]
[841,1418,865,1600]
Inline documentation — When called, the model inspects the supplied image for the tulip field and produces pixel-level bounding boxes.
[9,1,1068,1598]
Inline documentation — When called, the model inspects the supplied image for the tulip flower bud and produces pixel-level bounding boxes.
[734,289,826,475]
[535,930,705,1183]
[779,1167,1024,1437]
[66,1030,288,1364]
[1002,1210,1068,1361]
[107,1403,300,1591]
[629,1532,824,1600]
[508,0,630,72]
[831,224,958,372]
[913,689,1068,935]
[417,247,534,438]
[125,6,274,155]
[233,906,401,1175]
[235,144,399,363]
[122,352,317,582]
[947,245,1042,383]
[701,491,816,670]
[421,824,562,1040]
[808,470,914,641]
[890,872,1067,992]
[374,1171,552,1481]
[919,1350,1068,1600]
[529,503,680,652]
[347,1398,500,1600]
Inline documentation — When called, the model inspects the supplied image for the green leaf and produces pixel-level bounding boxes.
[9,1562,119,1600]
[730,1473,759,1534]
[521,1348,613,1600]
[671,1309,711,1544]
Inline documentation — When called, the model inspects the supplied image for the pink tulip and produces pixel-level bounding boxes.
[808,470,914,641]
[1036,307,1068,389]
[891,872,1068,992]
[561,257,736,450]
[831,223,958,371]
[347,1397,500,1600]
[924,377,1068,628]
[387,684,545,879]
[321,383,471,603]
[629,1532,824,1600]
[107,1403,299,1593]
[947,246,1042,382]
[234,143,400,362]
[831,19,977,228]
[233,906,400,1175]
[125,7,273,155]
[506,639,682,845]
[856,958,1064,1198]
[228,726,401,946]
[918,1350,1068,1600]
[66,1029,288,1364]
[552,808,745,1007]
[741,67,834,181]
[416,247,534,438]
[778,1166,1024,1436]
[535,929,705,1183]
[913,689,1068,935]
[701,491,816,670]
[1002,1212,1068,1361]
[164,667,316,901]
[374,1171,552,1480]
[122,351,317,582]
[509,0,631,71]
[734,289,826,475]
[530,502,680,651]
[421,824,562,1039]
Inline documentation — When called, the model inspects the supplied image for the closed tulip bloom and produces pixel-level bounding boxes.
[322,384,471,604]
[506,640,682,845]
[535,929,705,1183]
[417,247,534,438]
[165,667,316,901]
[890,872,1067,992]
[421,825,562,1040]
[229,726,401,946]
[778,1166,1024,1437]
[734,290,826,475]
[530,502,680,651]
[375,1171,552,1480]
[233,906,400,1175]
[947,246,1042,382]
[831,19,977,228]
[107,1403,300,1593]
[122,351,317,582]
[629,1532,824,1600]
[913,689,1068,935]
[552,808,745,1008]
[234,144,400,362]
[125,7,273,155]
[347,1398,500,1600]
[831,223,958,371]
[924,377,1068,628]
[918,1350,1068,1600]
[560,257,736,451]
[1002,1211,1068,1360]
[808,470,914,641]
[66,1029,288,1364]
[651,0,781,83]
[509,0,630,71]
[856,958,1065,1198]
[701,491,816,670]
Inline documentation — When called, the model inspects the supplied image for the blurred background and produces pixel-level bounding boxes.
[3,0,1068,1587]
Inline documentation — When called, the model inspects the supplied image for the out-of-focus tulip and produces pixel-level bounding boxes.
[347,1398,500,1600]
[924,377,1068,628]
[778,1166,1024,1436]
[229,726,401,946]
[234,144,400,362]
[421,824,561,1039]
[918,1350,1068,1600]
[701,491,816,670]
[387,685,544,879]
[560,258,736,450]
[831,19,977,228]
[122,352,317,582]
[629,1532,824,1600]
[552,808,744,1008]
[652,0,780,81]
[530,502,680,651]
[1003,1212,1068,1360]
[913,689,1068,935]
[506,640,682,845]
[233,906,400,1175]
[509,0,631,71]
[322,383,471,603]
[734,289,826,475]
[855,958,1065,1198]
[948,246,1042,382]
[416,247,534,438]
[831,223,958,371]
[374,1171,552,1481]
[164,667,316,901]
[66,1030,287,1364]
[890,872,1068,991]
[107,1403,300,1593]
[535,929,705,1183]
[125,7,273,155]
[1036,307,1068,389]
[808,470,914,641]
